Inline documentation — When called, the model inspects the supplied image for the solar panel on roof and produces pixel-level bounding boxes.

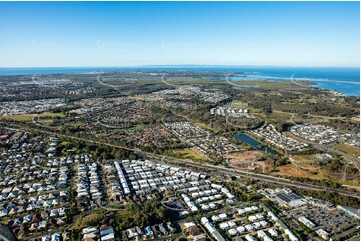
[275,191,302,204]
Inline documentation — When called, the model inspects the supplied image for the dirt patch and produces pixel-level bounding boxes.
[291,154,318,163]
[224,151,273,172]
[329,172,360,181]
[332,144,360,157]
[224,151,265,164]
[292,161,319,171]
[289,155,321,172]
[275,164,311,178]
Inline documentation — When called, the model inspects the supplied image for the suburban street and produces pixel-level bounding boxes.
[3,123,359,199]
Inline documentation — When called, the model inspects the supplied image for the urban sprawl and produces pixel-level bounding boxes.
[0,71,359,241]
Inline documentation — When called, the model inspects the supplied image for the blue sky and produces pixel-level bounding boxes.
[0,1,359,67]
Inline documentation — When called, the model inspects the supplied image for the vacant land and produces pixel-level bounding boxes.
[275,164,314,178]
[171,148,207,161]
[332,144,360,157]
[290,156,320,171]
[0,112,65,121]
[65,122,86,127]
[233,80,313,89]
[224,150,265,164]
[229,100,249,109]
[36,120,55,126]
[192,121,218,132]
[224,151,274,172]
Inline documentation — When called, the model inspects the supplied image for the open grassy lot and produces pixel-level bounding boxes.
[65,122,86,127]
[291,154,318,163]
[128,95,154,101]
[159,77,223,85]
[275,164,313,178]
[171,148,207,161]
[290,155,320,170]
[70,211,105,230]
[60,141,71,146]
[332,144,360,157]
[192,121,221,133]
[0,112,65,121]
[229,101,249,109]
[0,114,34,121]
[36,120,54,126]
[192,122,212,130]
[37,112,65,117]
[233,80,314,89]
[274,164,330,181]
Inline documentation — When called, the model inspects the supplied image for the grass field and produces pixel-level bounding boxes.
[65,122,86,127]
[0,112,65,121]
[192,122,211,130]
[128,95,154,101]
[274,164,328,180]
[159,77,223,85]
[332,144,360,157]
[37,120,54,126]
[60,141,71,146]
[229,101,249,109]
[291,161,320,171]
[233,80,314,89]
[0,114,34,121]
[172,148,207,161]
[291,155,319,164]
[192,121,221,133]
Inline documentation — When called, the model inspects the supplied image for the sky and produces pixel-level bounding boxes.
[0,1,359,67]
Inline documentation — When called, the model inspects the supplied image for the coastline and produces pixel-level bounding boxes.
[0,66,359,97]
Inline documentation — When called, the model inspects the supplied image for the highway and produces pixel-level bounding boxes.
[147,154,360,199]
[2,123,360,199]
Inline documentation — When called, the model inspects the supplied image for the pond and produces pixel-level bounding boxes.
[234,133,278,155]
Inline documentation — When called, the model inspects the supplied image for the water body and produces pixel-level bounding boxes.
[0,66,359,96]
[234,133,277,155]
[222,66,360,96]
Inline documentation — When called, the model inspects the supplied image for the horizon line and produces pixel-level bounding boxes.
[0,64,360,69]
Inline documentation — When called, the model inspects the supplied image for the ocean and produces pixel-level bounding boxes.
[0,66,359,96]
